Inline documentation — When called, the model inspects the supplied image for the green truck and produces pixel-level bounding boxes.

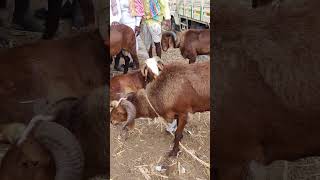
[169,0,210,31]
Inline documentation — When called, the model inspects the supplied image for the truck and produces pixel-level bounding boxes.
[168,0,210,31]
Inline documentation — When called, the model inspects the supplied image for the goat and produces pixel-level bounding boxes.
[110,60,210,156]
[107,24,140,74]
[110,57,164,102]
[161,29,210,64]
[213,0,320,179]
[0,85,108,180]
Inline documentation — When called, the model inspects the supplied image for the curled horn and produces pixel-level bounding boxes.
[140,64,148,80]
[110,100,119,108]
[156,60,165,72]
[19,119,84,180]
[120,99,137,129]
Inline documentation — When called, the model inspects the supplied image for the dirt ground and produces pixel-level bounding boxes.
[110,37,211,180]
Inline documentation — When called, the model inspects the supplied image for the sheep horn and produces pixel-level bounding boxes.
[120,99,137,129]
[110,100,119,108]
[157,61,164,71]
[140,64,148,80]
[31,121,84,180]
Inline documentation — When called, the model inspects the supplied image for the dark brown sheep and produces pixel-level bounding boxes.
[0,29,108,124]
[161,29,210,64]
[213,0,320,179]
[110,61,210,156]
[108,24,139,73]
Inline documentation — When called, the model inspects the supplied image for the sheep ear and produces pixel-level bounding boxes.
[157,61,164,71]
[140,64,148,77]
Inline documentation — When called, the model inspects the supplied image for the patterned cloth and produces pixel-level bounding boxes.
[111,0,118,16]
[149,0,161,18]
[129,0,144,17]
[142,0,170,25]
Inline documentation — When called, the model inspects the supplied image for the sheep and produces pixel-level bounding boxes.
[212,0,320,179]
[161,29,210,64]
[110,60,210,156]
[0,85,108,180]
[110,57,164,102]
[0,29,108,125]
[108,23,140,74]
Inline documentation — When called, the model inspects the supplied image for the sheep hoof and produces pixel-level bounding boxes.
[120,127,129,140]
[114,66,124,72]
[168,149,179,157]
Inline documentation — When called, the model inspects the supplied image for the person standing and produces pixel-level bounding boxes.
[140,0,171,58]
[110,0,121,24]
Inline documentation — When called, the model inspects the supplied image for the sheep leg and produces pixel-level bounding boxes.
[169,113,187,157]
[148,44,153,58]
[114,52,122,71]
[123,55,130,74]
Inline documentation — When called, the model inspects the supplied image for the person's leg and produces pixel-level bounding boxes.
[148,44,153,58]
[43,0,63,39]
[12,0,29,24]
[149,22,162,58]
[13,0,44,32]
[141,21,153,57]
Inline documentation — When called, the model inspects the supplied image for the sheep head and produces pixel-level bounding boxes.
[110,93,137,130]
[161,31,177,51]
[0,115,84,180]
[141,56,164,82]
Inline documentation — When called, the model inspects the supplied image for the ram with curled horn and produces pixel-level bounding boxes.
[0,85,108,180]
[0,115,84,180]
[111,61,210,156]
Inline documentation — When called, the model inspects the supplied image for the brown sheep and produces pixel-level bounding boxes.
[0,29,108,125]
[161,29,210,64]
[107,24,139,73]
[110,57,164,102]
[110,60,210,156]
[213,0,320,179]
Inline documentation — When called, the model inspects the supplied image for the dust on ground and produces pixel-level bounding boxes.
[110,37,211,180]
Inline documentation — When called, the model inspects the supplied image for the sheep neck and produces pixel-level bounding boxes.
[175,31,181,48]
[134,91,159,119]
